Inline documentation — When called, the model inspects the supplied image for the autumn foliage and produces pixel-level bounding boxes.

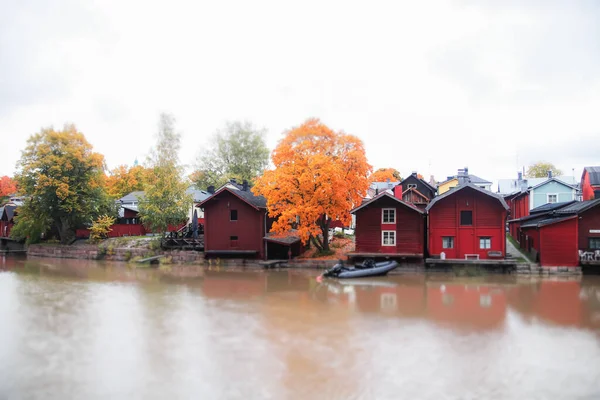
[105,164,152,199]
[369,168,401,183]
[253,119,371,251]
[0,176,17,202]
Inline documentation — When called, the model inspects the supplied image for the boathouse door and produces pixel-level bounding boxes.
[458,229,475,257]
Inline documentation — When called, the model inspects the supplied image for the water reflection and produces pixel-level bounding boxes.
[1,257,600,399]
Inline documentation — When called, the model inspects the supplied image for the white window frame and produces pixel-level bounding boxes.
[382,208,395,224]
[480,237,491,249]
[442,236,454,249]
[407,183,417,189]
[547,193,558,204]
[382,230,396,246]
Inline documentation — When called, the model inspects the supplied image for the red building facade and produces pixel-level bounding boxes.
[350,192,425,259]
[581,166,600,201]
[426,184,508,260]
[505,191,529,239]
[0,204,17,238]
[199,183,270,259]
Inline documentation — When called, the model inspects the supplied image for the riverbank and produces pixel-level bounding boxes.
[24,238,582,275]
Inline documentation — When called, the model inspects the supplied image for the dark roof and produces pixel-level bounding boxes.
[264,230,301,245]
[399,174,436,193]
[351,191,424,214]
[187,186,211,203]
[521,215,577,229]
[198,185,267,210]
[584,166,600,186]
[2,204,17,221]
[425,183,509,211]
[554,198,600,215]
[530,201,576,214]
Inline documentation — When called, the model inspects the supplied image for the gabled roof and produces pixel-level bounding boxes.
[530,201,576,214]
[521,215,577,229]
[198,185,267,210]
[498,176,578,195]
[583,166,600,186]
[466,174,492,185]
[425,183,509,211]
[119,191,145,203]
[530,177,577,191]
[1,204,17,221]
[351,191,424,214]
[399,174,436,193]
[554,198,600,215]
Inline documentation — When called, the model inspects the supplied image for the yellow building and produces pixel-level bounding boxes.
[437,177,459,195]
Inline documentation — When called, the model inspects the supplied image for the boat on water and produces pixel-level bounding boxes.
[321,259,399,279]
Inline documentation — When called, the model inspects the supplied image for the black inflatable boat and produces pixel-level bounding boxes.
[322,259,399,279]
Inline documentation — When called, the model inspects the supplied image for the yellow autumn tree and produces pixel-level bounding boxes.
[13,124,113,244]
[369,168,401,183]
[105,164,152,199]
[253,119,372,252]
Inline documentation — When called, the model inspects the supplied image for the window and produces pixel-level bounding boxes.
[230,209,238,221]
[230,235,238,247]
[382,208,395,224]
[547,194,558,204]
[407,183,417,189]
[590,238,600,249]
[442,236,454,249]
[480,237,491,249]
[460,210,473,226]
[382,231,396,246]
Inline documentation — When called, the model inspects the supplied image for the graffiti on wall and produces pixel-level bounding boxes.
[579,250,600,263]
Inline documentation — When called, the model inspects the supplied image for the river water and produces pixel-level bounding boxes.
[1,256,600,400]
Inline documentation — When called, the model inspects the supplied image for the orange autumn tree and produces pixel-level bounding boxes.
[105,164,152,199]
[0,176,18,203]
[369,168,401,183]
[253,119,372,252]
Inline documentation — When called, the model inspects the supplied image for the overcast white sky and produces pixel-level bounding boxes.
[1,0,599,188]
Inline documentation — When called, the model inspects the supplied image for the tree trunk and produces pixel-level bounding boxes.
[310,235,323,251]
[58,217,74,245]
[319,216,330,252]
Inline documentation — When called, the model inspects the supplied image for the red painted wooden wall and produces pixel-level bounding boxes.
[578,205,600,251]
[428,188,506,259]
[203,190,266,258]
[354,196,424,255]
[539,218,578,267]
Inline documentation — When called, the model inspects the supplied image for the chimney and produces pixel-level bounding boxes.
[464,167,469,175]
[230,178,237,185]
[375,188,379,195]
[547,170,552,178]
[242,180,248,191]
[411,171,417,177]
[517,171,523,181]
[207,185,215,194]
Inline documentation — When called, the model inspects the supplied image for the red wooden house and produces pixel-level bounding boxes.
[426,183,508,260]
[0,204,17,238]
[199,180,296,260]
[504,191,529,239]
[516,199,600,267]
[349,191,425,260]
[581,166,600,201]
[393,172,436,210]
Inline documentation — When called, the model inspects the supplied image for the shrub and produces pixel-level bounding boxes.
[89,215,116,243]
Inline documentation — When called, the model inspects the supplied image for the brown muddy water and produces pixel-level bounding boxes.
[1,256,600,400]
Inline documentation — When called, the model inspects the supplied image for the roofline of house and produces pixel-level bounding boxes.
[351,191,424,215]
[197,186,264,211]
[425,183,509,211]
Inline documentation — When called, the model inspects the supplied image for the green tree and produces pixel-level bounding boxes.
[526,161,563,178]
[193,120,269,190]
[12,124,112,244]
[139,113,191,233]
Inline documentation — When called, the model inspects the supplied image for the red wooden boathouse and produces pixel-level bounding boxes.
[349,191,425,260]
[426,183,508,260]
[517,199,600,267]
[199,181,269,259]
[0,204,17,238]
